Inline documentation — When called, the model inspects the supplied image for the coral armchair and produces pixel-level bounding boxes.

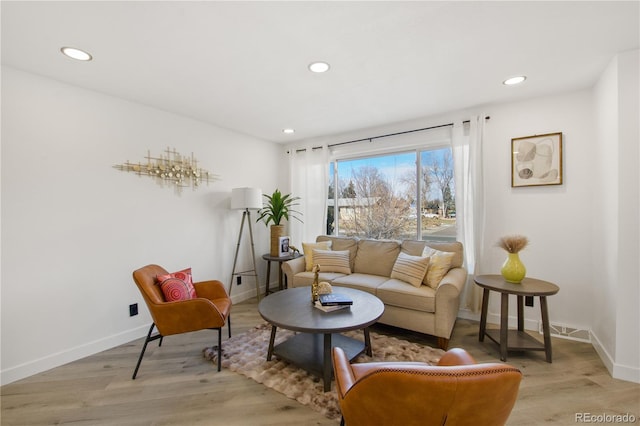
[332,347,522,426]
[132,264,232,379]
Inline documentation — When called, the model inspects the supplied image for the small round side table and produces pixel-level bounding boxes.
[262,253,301,296]
[474,274,559,363]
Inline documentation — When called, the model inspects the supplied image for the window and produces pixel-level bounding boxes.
[327,147,456,241]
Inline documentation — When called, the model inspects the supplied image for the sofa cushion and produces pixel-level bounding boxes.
[423,248,456,289]
[317,236,358,270]
[390,252,430,288]
[292,271,348,287]
[377,279,436,313]
[302,241,332,271]
[312,249,351,274]
[353,239,400,277]
[332,273,389,295]
[401,240,463,268]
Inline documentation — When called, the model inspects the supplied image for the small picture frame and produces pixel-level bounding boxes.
[511,132,563,187]
[278,236,290,257]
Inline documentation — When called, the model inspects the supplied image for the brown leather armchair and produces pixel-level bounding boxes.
[132,264,232,379]
[332,347,522,426]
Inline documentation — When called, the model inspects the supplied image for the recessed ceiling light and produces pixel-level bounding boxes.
[308,62,330,73]
[60,47,92,61]
[282,128,295,134]
[503,76,526,86]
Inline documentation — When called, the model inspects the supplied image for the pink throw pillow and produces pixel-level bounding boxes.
[159,277,193,302]
[156,267,196,300]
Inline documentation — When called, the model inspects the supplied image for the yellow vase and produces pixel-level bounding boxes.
[501,252,526,283]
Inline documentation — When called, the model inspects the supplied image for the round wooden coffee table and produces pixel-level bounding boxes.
[258,286,384,392]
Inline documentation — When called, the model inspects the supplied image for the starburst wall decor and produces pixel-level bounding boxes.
[113,147,219,192]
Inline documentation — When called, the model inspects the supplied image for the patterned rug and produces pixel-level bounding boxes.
[203,323,444,421]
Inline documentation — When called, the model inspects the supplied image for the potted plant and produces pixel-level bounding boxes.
[257,189,303,256]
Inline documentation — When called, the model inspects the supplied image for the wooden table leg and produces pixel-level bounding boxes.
[277,261,284,291]
[363,327,372,356]
[479,288,490,342]
[517,295,524,331]
[267,325,277,361]
[264,261,272,296]
[323,333,332,392]
[500,292,509,361]
[540,296,553,363]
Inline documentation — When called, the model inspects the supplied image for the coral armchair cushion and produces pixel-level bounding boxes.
[332,347,522,426]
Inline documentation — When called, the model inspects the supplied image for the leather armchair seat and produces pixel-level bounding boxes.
[332,347,522,426]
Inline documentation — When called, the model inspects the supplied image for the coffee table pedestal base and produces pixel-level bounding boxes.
[269,330,369,392]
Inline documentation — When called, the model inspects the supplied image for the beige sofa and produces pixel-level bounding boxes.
[281,235,467,349]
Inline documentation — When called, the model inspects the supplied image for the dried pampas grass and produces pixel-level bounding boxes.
[497,235,529,253]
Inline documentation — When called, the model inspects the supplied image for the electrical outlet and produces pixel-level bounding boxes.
[525,296,534,307]
[236,276,242,285]
[129,303,138,317]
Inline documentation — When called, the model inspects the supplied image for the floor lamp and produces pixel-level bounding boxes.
[229,187,263,299]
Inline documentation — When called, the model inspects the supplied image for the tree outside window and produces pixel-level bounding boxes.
[328,147,456,241]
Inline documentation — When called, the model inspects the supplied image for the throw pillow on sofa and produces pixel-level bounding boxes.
[422,248,455,288]
[390,251,430,288]
[312,249,351,274]
[302,241,332,271]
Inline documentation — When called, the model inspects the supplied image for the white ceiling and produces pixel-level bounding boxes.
[2,1,638,144]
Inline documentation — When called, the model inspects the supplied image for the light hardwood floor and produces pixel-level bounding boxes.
[2,298,638,425]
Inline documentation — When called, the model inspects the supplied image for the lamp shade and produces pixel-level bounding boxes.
[231,187,263,210]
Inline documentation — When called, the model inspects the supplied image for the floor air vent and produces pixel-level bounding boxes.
[540,322,591,343]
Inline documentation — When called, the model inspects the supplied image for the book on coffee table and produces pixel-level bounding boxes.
[319,293,353,306]
[314,301,350,312]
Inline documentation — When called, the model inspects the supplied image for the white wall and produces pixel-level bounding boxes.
[480,91,596,332]
[592,50,640,383]
[0,67,286,384]
[614,50,639,383]
[592,51,619,370]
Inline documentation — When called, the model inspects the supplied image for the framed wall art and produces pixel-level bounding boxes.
[511,132,563,187]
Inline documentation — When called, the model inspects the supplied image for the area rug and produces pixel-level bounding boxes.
[202,323,444,421]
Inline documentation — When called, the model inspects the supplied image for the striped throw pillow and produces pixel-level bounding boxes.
[390,252,430,288]
[303,241,332,271]
[312,249,351,274]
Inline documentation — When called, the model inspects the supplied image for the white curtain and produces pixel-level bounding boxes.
[289,147,329,247]
[452,116,486,313]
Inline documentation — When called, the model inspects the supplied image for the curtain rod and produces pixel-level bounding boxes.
[291,116,490,153]
[329,115,490,148]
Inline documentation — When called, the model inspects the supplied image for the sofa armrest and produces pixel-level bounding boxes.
[436,267,467,296]
[282,256,306,286]
[433,267,468,338]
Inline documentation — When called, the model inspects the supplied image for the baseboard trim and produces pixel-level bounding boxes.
[0,324,150,386]
[590,330,640,383]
